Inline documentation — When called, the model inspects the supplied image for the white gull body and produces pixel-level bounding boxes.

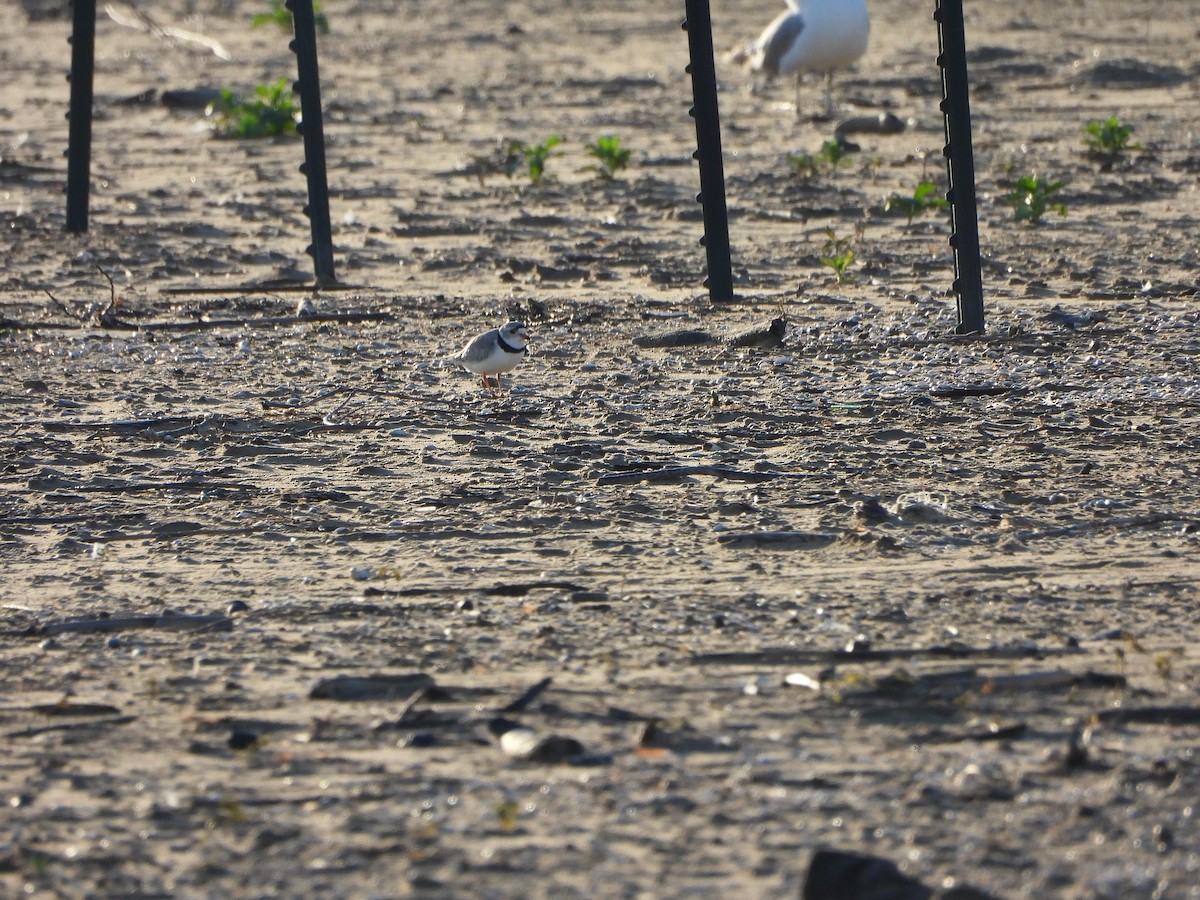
[746,0,870,114]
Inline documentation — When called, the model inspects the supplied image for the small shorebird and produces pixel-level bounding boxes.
[456,321,530,392]
[736,0,870,118]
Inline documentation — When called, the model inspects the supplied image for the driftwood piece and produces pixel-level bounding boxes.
[1,311,392,333]
[1095,705,1200,726]
[362,580,587,599]
[632,329,718,348]
[691,645,1084,667]
[716,531,838,550]
[868,668,1126,698]
[4,715,137,740]
[498,677,553,714]
[31,614,233,637]
[310,673,436,702]
[597,465,817,485]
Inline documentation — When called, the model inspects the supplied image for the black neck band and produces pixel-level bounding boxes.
[497,334,525,355]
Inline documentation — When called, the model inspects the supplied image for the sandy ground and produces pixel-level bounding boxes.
[2,0,1200,897]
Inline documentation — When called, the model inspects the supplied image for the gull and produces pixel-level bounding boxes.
[738,0,870,118]
[456,321,530,392]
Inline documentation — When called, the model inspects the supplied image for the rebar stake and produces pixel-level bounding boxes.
[287,0,336,285]
[935,0,985,333]
[682,0,733,302]
[65,0,97,234]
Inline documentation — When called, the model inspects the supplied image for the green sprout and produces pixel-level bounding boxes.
[505,136,564,185]
[1084,116,1141,158]
[208,78,299,139]
[819,227,856,283]
[883,181,950,225]
[787,139,850,179]
[26,852,53,875]
[252,0,329,34]
[494,799,520,831]
[1006,174,1068,223]
[583,135,632,180]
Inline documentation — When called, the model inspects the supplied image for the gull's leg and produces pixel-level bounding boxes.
[823,71,835,118]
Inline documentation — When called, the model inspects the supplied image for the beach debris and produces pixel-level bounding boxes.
[497,677,553,714]
[728,317,787,349]
[854,496,892,524]
[599,465,816,485]
[310,672,436,702]
[227,728,261,751]
[803,847,932,900]
[803,848,998,900]
[784,671,823,691]
[717,530,838,550]
[487,717,584,763]
[22,613,233,637]
[833,111,907,139]
[632,329,718,348]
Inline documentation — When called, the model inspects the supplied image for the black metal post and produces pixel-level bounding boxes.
[65,0,97,234]
[682,0,734,302]
[287,0,336,284]
[935,0,985,333]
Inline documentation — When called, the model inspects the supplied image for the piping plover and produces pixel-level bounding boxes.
[457,321,530,392]
[737,0,870,117]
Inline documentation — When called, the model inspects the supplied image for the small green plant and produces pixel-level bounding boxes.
[494,799,520,831]
[819,227,856,283]
[504,136,564,184]
[583,135,632,180]
[884,181,950,225]
[252,0,329,34]
[787,151,819,179]
[787,139,850,179]
[1006,174,1067,223]
[208,78,298,139]
[1084,115,1141,158]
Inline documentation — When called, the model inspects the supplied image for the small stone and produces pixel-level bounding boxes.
[39,638,60,651]
[350,567,373,581]
[228,729,260,751]
[227,599,250,615]
[498,726,542,759]
[784,672,822,691]
[106,636,122,649]
[854,497,892,524]
[845,636,872,654]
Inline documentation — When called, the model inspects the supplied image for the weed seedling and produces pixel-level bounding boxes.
[787,151,819,179]
[252,0,329,34]
[820,227,856,283]
[495,799,520,831]
[1084,115,1141,159]
[787,138,849,179]
[208,78,298,139]
[505,136,563,184]
[583,135,632,180]
[883,181,949,225]
[1006,174,1067,223]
